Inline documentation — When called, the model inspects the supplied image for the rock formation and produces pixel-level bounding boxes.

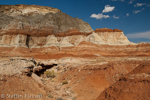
[96,61,150,100]
[0,4,93,35]
[93,28,130,45]
[0,4,133,48]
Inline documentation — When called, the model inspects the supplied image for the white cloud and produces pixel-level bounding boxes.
[113,15,119,19]
[128,0,134,4]
[90,13,110,19]
[133,8,145,14]
[133,10,141,14]
[126,13,129,16]
[126,31,150,39]
[102,5,115,13]
[134,3,146,7]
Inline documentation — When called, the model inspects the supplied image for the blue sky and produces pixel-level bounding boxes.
[0,0,150,43]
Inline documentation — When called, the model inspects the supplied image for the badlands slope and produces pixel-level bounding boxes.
[0,4,150,100]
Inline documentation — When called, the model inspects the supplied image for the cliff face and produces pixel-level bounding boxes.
[0,4,132,48]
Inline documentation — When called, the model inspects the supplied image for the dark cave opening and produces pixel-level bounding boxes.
[34,64,58,76]
[25,64,57,77]
[26,35,34,48]
[26,35,30,48]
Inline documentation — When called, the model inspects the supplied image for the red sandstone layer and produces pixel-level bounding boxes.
[94,28,123,33]
[0,28,124,37]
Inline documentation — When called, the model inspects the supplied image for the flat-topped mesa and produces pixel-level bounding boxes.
[86,28,130,45]
[0,4,61,16]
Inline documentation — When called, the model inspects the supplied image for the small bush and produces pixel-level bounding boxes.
[41,79,45,83]
[57,98,63,100]
[72,97,76,100]
[62,80,68,85]
[48,94,53,98]
[44,70,55,78]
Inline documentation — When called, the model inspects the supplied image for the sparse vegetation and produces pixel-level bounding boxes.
[72,97,76,100]
[48,94,53,98]
[62,80,68,85]
[41,79,45,82]
[57,98,63,100]
[44,70,55,78]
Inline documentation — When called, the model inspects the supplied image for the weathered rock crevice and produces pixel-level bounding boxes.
[24,62,58,77]
[34,64,57,76]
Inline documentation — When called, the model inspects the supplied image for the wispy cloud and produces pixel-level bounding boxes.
[102,5,115,13]
[133,8,145,14]
[90,13,110,19]
[133,10,141,14]
[126,13,129,16]
[134,3,146,7]
[128,0,134,4]
[113,15,119,19]
[126,30,150,39]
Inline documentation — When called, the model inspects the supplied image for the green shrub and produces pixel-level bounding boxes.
[57,98,63,100]
[62,80,68,85]
[72,97,76,100]
[48,94,53,98]
[44,70,55,78]
[40,79,45,83]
